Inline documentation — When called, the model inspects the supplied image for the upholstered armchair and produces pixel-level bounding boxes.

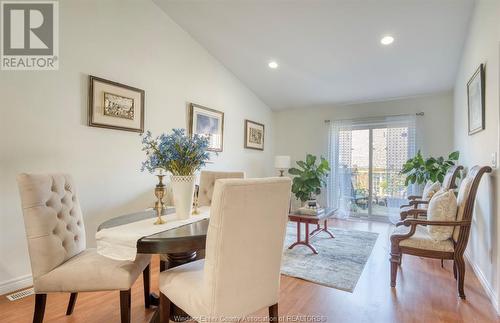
[17,173,151,323]
[159,177,291,323]
[159,170,245,271]
[390,166,491,299]
[400,165,463,220]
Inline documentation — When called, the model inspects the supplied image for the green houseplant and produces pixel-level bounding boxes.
[400,150,460,186]
[288,154,330,203]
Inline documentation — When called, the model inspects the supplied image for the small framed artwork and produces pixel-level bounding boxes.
[88,75,145,133]
[189,103,224,152]
[244,119,265,151]
[467,64,485,135]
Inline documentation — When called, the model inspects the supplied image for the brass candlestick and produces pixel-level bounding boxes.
[153,174,166,225]
[192,184,200,215]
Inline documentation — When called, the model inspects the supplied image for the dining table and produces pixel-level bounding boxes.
[97,208,209,323]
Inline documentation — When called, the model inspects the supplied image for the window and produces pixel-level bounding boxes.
[327,115,416,220]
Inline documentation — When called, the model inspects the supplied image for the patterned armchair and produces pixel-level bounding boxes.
[390,166,491,299]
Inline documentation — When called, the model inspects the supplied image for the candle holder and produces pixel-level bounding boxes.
[192,184,200,215]
[154,174,166,225]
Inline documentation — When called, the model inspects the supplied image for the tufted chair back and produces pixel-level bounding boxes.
[198,171,245,206]
[17,173,86,280]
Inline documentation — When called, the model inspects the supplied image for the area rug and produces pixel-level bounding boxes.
[281,223,378,292]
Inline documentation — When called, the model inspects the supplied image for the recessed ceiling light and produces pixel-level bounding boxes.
[380,35,394,45]
[268,61,278,69]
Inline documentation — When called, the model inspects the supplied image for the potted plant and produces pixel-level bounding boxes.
[400,150,460,186]
[288,154,330,206]
[141,129,210,219]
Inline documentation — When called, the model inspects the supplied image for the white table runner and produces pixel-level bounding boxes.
[96,206,210,261]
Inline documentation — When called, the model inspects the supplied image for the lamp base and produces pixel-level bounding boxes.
[279,170,285,177]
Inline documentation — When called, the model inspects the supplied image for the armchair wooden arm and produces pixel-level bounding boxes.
[397,208,427,224]
[407,195,422,200]
[397,218,471,228]
[400,200,429,209]
[392,218,471,245]
[409,200,429,207]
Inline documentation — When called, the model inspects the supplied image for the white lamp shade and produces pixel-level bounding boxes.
[274,155,291,169]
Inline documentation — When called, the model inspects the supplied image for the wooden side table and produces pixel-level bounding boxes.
[288,207,337,254]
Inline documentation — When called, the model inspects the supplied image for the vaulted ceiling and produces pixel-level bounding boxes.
[155,0,474,110]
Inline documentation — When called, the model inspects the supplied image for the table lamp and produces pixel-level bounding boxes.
[274,155,291,177]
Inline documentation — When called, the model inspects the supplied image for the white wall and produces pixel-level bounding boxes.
[0,0,274,292]
[452,0,500,311]
[274,92,454,167]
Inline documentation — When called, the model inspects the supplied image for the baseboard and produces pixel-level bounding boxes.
[464,250,499,315]
[0,274,33,296]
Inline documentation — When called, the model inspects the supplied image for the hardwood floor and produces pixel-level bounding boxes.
[1,219,498,323]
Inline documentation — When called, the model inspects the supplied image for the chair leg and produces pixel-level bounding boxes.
[455,256,466,299]
[143,264,151,308]
[269,303,278,322]
[160,292,171,323]
[441,259,444,268]
[66,293,78,315]
[33,294,47,323]
[160,260,167,272]
[453,261,457,280]
[390,254,399,287]
[120,289,131,323]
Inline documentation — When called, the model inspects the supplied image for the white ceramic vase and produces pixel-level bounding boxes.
[171,175,196,220]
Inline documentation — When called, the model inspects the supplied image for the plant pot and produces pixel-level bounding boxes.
[171,175,195,220]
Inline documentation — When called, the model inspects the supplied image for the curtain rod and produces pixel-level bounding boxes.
[324,112,424,123]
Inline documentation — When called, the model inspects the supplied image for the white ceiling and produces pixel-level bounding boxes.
[155,0,474,110]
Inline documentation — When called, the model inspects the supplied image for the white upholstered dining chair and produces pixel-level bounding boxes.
[198,170,245,206]
[17,173,151,323]
[159,177,292,322]
[160,170,245,271]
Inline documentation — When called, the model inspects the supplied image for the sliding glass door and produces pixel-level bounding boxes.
[328,116,416,220]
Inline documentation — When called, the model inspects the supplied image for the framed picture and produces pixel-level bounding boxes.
[244,119,265,151]
[467,64,485,135]
[189,103,224,152]
[88,75,145,133]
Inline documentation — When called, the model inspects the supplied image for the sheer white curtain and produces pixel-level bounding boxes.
[327,115,417,218]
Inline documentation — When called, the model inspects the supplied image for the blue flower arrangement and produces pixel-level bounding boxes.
[141,129,211,176]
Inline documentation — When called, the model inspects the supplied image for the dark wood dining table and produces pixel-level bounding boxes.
[97,208,209,323]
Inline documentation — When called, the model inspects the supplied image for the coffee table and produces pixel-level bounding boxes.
[288,207,337,254]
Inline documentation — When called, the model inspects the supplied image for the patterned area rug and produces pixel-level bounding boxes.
[281,223,378,292]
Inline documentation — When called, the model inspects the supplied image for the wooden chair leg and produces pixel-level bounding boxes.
[390,254,399,287]
[120,289,131,323]
[66,293,78,315]
[33,294,47,323]
[269,303,278,322]
[453,260,457,280]
[455,256,466,299]
[441,259,444,268]
[160,292,171,323]
[143,264,151,308]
